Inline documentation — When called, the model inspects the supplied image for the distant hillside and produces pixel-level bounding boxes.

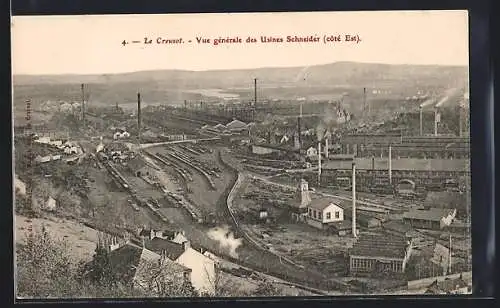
[13,62,468,107]
[14,62,468,87]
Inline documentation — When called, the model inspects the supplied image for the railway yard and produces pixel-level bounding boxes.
[14,83,472,295]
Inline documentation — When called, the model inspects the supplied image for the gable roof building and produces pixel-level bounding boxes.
[403,208,457,230]
[226,119,248,132]
[143,236,217,295]
[108,242,192,294]
[349,233,413,275]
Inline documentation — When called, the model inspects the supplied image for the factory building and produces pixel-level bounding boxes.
[338,134,470,159]
[349,233,413,276]
[319,157,469,192]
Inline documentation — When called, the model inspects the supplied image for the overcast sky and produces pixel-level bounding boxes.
[11,11,469,75]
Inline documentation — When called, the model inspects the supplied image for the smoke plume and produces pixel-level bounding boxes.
[419,98,436,108]
[207,225,242,259]
[316,122,326,141]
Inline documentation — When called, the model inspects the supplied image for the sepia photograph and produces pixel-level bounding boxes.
[12,11,472,299]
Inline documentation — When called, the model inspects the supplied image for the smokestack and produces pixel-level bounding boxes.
[388,144,392,184]
[434,107,439,136]
[254,78,257,106]
[297,117,302,148]
[184,100,187,109]
[137,92,141,145]
[325,138,329,159]
[352,162,357,237]
[317,142,322,186]
[419,105,423,136]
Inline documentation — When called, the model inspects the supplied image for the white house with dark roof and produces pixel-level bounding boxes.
[143,235,217,295]
[306,198,344,229]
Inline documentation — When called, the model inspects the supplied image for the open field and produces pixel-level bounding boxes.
[15,214,99,263]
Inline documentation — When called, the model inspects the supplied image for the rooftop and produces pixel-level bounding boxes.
[144,237,186,261]
[403,208,456,222]
[350,233,410,259]
[226,119,248,130]
[308,198,341,211]
[324,158,469,172]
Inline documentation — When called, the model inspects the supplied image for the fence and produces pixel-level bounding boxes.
[407,271,472,290]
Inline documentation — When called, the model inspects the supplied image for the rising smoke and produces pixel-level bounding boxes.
[316,122,326,141]
[419,98,436,108]
[207,225,243,259]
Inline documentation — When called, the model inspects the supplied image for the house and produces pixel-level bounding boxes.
[226,119,248,132]
[305,198,344,230]
[425,276,469,295]
[306,146,318,159]
[349,233,413,275]
[107,242,192,295]
[144,237,217,295]
[403,208,457,230]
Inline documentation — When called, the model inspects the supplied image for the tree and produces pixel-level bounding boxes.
[134,260,199,297]
[16,225,77,298]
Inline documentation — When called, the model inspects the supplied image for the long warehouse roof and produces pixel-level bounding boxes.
[324,158,469,172]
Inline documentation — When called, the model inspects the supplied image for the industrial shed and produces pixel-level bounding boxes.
[403,208,457,230]
[349,233,413,276]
